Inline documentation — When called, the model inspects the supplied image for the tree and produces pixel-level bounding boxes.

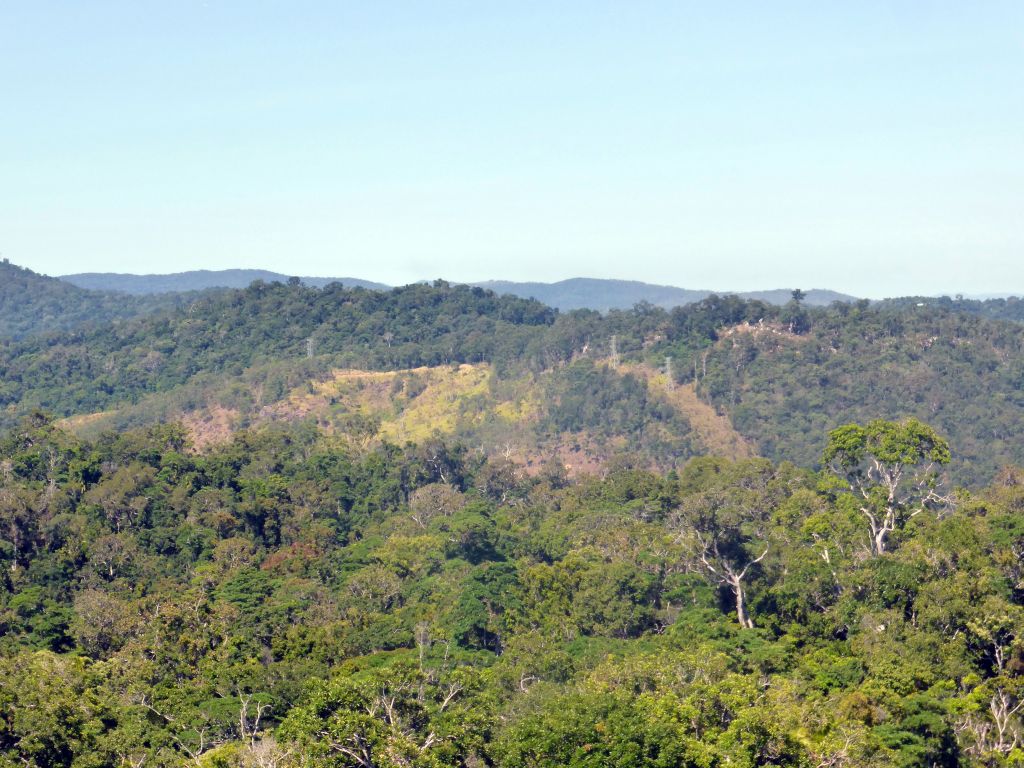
[954,677,1024,761]
[823,418,951,556]
[676,489,772,629]
[278,662,485,767]
[0,651,114,767]
[965,596,1024,675]
[782,289,810,334]
[408,483,465,529]
[72,589,140,657]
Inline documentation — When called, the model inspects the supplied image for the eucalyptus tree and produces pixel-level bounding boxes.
[678,490,770,628]
[823,418,951,556]
[673,460,789,629]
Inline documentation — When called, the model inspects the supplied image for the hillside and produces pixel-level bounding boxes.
[690,306,1024,482]
[5,273,1024,766]
[878,294,1024,323]
[59,359,760,475]
[5,275,1024,484]
[0,280,559,429]
[0,260,200,339]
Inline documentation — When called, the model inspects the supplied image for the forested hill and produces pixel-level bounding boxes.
[693,303,1024,483]
[5,277,1024,483]
[0,280,560,426]
[877,294,1024,323]
[0,260,204,339]
[6,274,1024,766]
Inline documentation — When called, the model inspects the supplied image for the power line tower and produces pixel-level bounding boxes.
[610,335,620,367]
[306,337,315,358]
[664,356,674,390]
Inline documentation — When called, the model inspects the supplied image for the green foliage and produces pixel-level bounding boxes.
[0,260,205,340]
[7,269,1024,487]
[7,275,1024,766]
[696,303,1024,484]
[0,651,114,768]
[0,280,555,427]
[279,661,489,767]
[824,418,951,556]
[824,418,951,469]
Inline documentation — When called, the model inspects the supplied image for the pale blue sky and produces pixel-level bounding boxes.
[2,2,1022,297]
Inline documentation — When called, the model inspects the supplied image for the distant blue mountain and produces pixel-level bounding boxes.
[59,270,857,310]
[60,269,389,295]
[475,279,857,311]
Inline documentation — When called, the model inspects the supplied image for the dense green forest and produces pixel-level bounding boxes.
[693,300,1024,483]
[4,265,1024,765]
[5,270,1024,483]
[1,413,1024,767]
[877,296,1024,325]
[0,277,559,420]
[0,261,211,340]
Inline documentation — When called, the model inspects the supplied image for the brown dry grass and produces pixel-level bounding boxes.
[179,405,239,450]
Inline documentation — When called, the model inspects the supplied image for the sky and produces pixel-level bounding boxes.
[1,2,1022,298]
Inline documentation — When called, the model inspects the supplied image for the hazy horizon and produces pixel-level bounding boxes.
[21,262,1016,301]
[3,3,1022,299]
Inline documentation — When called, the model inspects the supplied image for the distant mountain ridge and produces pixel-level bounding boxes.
[474,278,708,311]
[477,279,856,311]
[60,270,856,309]
[61,269,389,294]
[737,288,857,306]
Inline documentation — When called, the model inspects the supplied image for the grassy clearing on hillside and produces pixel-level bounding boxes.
[56,360,749,472]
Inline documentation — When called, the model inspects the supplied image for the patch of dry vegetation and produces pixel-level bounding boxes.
[619,363,754,461]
